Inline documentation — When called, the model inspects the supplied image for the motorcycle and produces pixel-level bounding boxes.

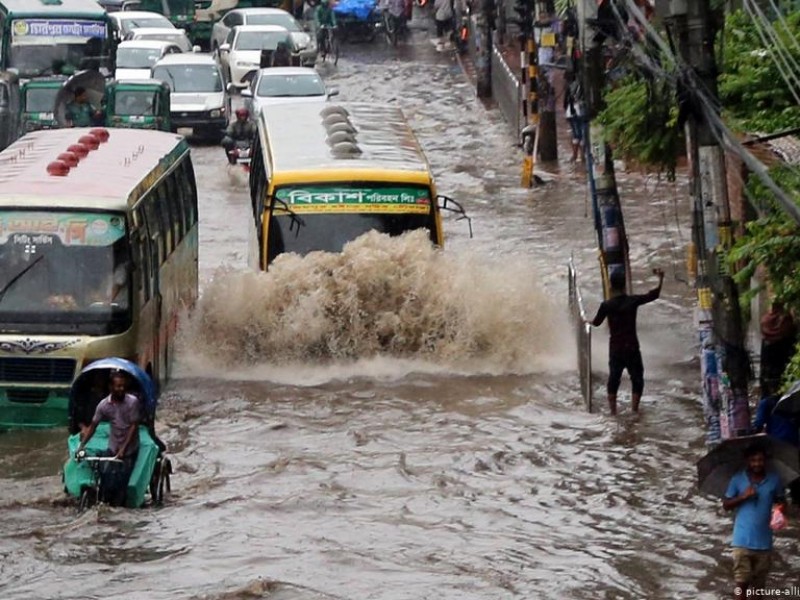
[227,140,252,173]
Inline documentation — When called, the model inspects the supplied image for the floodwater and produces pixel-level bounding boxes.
[2,18,799,600]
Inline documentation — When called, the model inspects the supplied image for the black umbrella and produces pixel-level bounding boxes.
[774,380,800,417]
[696,433,800,498]
[54,70,106,127]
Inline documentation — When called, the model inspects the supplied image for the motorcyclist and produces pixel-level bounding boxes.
[314,0,338,49]
[221,108,256,165]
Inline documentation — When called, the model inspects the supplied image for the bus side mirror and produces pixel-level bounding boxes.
[437,195,473,238]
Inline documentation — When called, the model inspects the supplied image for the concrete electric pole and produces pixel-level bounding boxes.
[670,0,751,442]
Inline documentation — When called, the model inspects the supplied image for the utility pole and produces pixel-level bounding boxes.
[534,0,558,161]
[475,0,495,98]
[577,0,631,298]
[517,0,538,186]
[670,0,751,443]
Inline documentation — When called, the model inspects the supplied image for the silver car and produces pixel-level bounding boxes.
[211,8,316,66]
[242,67,338,116]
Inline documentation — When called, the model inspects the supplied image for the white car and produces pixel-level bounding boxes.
[115,40,183,80]
[242,67,338,115]
[110,11,175,38]
[211,8,316,66]
[218,25,299,87]
[124,27,197,53]
[152,53,230,140]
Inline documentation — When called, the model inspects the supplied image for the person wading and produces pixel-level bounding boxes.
[586,268,664,415]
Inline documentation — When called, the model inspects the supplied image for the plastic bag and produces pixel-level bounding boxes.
[770,505,787,531]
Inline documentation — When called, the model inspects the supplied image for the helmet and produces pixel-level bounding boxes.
[235,107,249,119]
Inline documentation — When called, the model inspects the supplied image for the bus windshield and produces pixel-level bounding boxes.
[267,184,435,262]
[0,210,132,335]
[9,19,112,78]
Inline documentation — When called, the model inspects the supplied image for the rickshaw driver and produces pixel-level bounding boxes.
[76,372,141,506]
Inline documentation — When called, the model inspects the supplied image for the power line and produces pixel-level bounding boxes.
[744,0,800,105]
[614,0,800,225]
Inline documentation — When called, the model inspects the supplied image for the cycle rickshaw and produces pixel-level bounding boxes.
[62,358,172,511]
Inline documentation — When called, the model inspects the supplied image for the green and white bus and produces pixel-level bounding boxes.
[0,0,116,80]
[0,126,198,428]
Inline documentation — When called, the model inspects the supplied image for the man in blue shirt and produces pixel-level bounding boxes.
[723,445,786,597]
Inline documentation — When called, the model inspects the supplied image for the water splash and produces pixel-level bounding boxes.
[180,230,572,374]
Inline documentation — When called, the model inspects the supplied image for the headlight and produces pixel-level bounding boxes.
[210,109,221,118]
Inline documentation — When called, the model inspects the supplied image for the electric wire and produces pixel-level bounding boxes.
[617,0,800,225]
[744,0,800,106]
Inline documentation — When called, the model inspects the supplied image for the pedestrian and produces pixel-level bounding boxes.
[563,74,584,162]
[585,268,664,415]
[722,444,786,598]
[433,0,453,50]
[760,300,796,393]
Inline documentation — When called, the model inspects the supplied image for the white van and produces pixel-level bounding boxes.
[151,53,229,140]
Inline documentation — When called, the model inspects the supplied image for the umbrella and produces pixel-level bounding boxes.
[774,380,800,417]
[696,433,800,498]
[54,70,106,127]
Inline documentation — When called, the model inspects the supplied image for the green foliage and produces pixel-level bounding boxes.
[597,75,681,177]
[719,9,800,133]
[728,166,800,385]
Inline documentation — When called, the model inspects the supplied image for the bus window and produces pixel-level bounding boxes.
[133,208,152,301]
[165,172,184,242]
[180,160,197,228]
[155,182,174,254]
[143,195,166,264]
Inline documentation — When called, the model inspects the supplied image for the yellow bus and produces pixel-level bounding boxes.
[0,127,198,428]
[248,102,469,270]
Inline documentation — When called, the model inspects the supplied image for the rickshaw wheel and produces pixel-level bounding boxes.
[78,487,95,514]
[153,458,172,506]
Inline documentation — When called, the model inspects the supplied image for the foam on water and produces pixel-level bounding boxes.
[179,230,572,376]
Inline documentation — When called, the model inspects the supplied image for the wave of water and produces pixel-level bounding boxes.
[180,230,572,375]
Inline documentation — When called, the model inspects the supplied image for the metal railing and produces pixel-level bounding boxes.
[568,257,593,412]
[491,36,522,138]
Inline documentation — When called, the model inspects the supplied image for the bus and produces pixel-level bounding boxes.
[0,127,198,428]
[0,0,116,81]
[248,102,469,270]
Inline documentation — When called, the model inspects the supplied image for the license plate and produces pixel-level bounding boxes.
[177,127,193,136]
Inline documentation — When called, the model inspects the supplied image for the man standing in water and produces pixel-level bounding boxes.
[76,372,141,506]
[586,268,664,415]
[723,445,785,598]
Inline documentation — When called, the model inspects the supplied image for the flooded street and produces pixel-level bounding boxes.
[2,20,799,600]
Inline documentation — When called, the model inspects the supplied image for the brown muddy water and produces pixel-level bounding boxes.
[1,19,798,600]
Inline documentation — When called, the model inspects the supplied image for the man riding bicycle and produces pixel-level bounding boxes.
[382,0,408,31]
[315,0,338,49]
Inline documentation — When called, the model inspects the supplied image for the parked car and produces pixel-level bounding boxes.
[0,71,20,151]
[115,40,184,80]
[218,25,300,87]
[124,27,197,53]
[151,53,229,140]
[242,67,337,116]
[109,10,175,38]
[211,8,316,66]
[17,77,67,135]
